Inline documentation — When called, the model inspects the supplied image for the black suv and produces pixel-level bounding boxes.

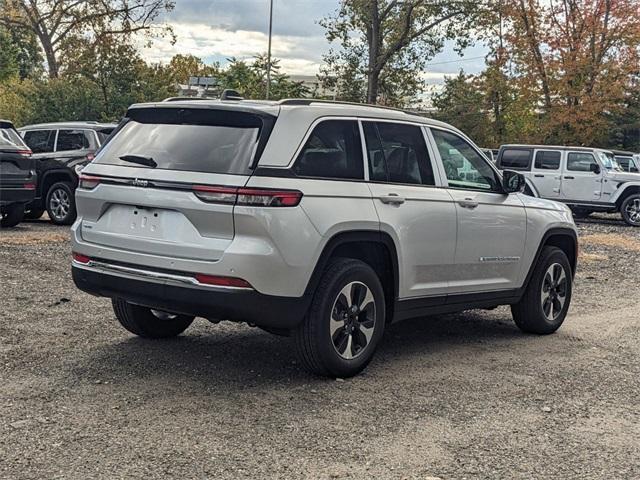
[1,120,36,228]
[18,121,117,224]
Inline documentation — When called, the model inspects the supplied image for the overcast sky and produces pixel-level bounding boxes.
[138,0,488,85]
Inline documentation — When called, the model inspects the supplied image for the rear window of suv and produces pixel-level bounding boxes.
[0,127,27,148]
[94,109,272,175]
[500,148,532,170]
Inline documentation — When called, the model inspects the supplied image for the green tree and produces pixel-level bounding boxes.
[0,24,42,80]
[1,0,174,78]
[320,0,484,106]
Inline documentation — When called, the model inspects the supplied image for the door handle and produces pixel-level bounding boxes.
[458,198,479,209]
[534,174,545,178]
[564,176,575,179]
[379,194,405,205]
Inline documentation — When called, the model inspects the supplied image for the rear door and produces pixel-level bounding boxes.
[78,106,275,262]
[429,128,527,294]
[561,151,603,202]
[531,149,562,197]
[363,120,457,300]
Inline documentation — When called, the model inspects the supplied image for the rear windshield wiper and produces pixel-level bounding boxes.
[119,154,157,168]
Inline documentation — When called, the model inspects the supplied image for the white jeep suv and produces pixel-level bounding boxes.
[72,99,578,377]
[497,145,640,226]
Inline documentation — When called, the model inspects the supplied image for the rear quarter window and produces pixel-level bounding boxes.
[499,148,532,170]
[293,120,364,180]
[0,127,27,148]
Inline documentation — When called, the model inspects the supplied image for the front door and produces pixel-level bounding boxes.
[531,149,562,198]
[362,120,457,300]
[561,151,603,202]
[429,127,527,294]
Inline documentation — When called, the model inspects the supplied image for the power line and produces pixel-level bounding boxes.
[426,55,486,66]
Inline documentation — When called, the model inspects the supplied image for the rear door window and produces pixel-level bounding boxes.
[534,150,561,170]
[23,130,56,153]
[293,120,364,179]
[95,110,270,175]
[362,121,434,185]
[500,148,532,170]
[56,129,92,151]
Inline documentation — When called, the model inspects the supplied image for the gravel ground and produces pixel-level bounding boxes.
[0,214,639,479]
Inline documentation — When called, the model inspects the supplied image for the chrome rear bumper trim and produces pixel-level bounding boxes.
[72,259,253,291]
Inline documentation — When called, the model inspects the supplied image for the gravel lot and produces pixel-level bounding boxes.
[1,214,639,479]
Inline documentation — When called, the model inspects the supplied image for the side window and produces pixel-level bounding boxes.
[362,121,434,185]
[23,130,56,153]
[431,129,501,192]
[615,157,630,171]
[567,152,597,172]
[500,148,532,170]
[534,150,561,170]
[56,129,91,151]
[293,120,363,179]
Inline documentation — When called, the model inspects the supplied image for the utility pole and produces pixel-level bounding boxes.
[266,0,274,100]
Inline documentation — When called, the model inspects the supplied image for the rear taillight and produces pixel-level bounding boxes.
[86,153,95,161]
[78,174,100,189]
[16,149,32,156]
[24,183,36,190]
[72,252,91,264]
[194,273,253,289]
[193,185,302,207]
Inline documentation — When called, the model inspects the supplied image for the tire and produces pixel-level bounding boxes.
[293,258,386,378]
[111,298,195,338]
[620,194,640,227]
[1,204,25,228]
[511,246,572,334]
[46,182,76,225]
[24,208,45,220]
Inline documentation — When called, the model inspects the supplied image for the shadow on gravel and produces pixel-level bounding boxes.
[71,309,532,387]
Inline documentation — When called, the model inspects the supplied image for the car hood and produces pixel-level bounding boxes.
[606,171,640,183]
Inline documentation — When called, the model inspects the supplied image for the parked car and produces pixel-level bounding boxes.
[611,149,639,173]
[72,99,578,377]
[18,121,117,224]
[496,145,640,226]
[0,120,36,228]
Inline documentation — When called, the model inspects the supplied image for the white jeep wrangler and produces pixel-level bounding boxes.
[497,145,640,226]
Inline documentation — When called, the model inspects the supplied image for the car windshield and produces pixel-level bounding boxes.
[597,151,622,171]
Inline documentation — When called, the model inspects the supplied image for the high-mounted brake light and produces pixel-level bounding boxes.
[192,185,302,207]
[194,273,253,289]
[78,174,101,189]
[72,252,91,264]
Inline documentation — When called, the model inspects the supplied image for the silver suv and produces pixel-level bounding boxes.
[72,99,578,377]
[497,145,640,226]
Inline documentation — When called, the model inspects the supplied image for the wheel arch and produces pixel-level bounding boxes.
[304,231,399,323]
[42,169,76,198]
[524,228,578,292]
[613,184,640,209]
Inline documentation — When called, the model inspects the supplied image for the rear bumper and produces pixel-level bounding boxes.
[0,186,36,206]
[72,264,311,329]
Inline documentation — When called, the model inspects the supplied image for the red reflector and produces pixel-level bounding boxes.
[72,252,91,264]
[79,174,100,189]
[192,185,302,207]
[23,183,36,190]
[194,273,252,289]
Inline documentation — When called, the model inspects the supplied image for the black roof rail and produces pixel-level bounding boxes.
[278,98,424,116]
[162,96,216,102]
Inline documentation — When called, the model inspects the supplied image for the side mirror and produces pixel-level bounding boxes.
[502,169,526,194]
[590,163,601,174]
